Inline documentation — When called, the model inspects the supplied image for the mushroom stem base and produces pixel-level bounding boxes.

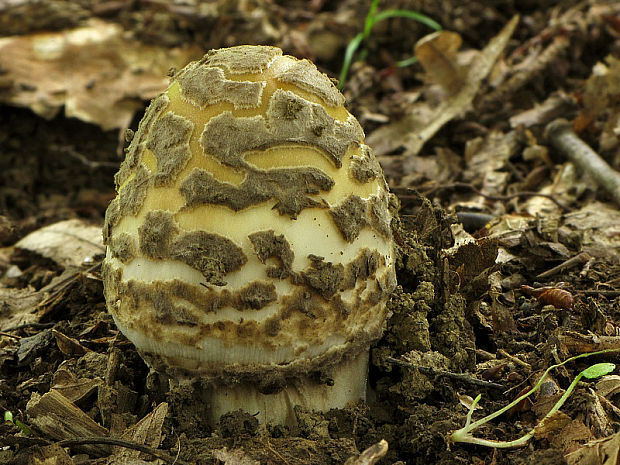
[203,350,369,426]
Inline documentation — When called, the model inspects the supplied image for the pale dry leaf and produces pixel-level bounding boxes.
[565,430,620,465]
[344,439,388,465]
[461,130,515,209]
[404,15,520,156]
[457,393,482,411]
[366,15,519,158]
[106,403,169,465]
[0,18,202,130]
[580,56,620,151]
[212,447,260,465]
[415,30,464,94]
[596,375,620,398]
[15,219,103,268]
[564,202,620,250]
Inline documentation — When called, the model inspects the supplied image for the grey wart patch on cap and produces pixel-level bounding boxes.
[109,233,136,263]
[115,94,169,189]
[329,195,370,243]
[138,210,179,259]
[274,59,345,107]
[169,230,247,286]
[176,64,266,109]
[146,112,194,187]
[179,167,333,218]
[349,145,382,183]
[202,46,282,74]
[200,90,363,169]
[119,164,151,217]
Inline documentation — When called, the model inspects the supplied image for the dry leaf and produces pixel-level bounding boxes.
[52,329,89,357]
[30,444,76,465]
[367,15,519,158]
[107,403,169,465]
[51,367,102,404]
[212,447,260,465]
[0,18,202,130]
[579,56,620,151]
[565,430,620,465]
[564,202,620,250]
[15,219,103,268]
[0,287,45,330]
[533,410,572,441]
[596,375,620,398]
[415,30,464,94]
[457,393,482,411]
[344,439,388,465]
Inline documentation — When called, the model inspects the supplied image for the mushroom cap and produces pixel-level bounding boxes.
[102,45,396,382]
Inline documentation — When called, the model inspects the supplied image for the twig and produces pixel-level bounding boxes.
[497,349,531,370]
[50,144,119,170]
[38,262,102,309]
[536,252,591,279]
[385,357,505,390]
[1,322,55,332]
[55,437,190,465]
[418,182,571,211]
[577,290,620,297]
[545,119,620,206]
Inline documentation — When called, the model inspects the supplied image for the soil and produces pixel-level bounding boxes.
[2,1,620,464]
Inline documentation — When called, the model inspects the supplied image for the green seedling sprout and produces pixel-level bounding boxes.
[450,349,619,448]
[338,0,441,89]
[4,410,31,436]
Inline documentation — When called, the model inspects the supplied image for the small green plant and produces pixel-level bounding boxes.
[338,0,441,90]
[450,349,618,448]
[4,410,31,436]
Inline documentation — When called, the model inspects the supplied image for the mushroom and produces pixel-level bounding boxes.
[102,45,396,426]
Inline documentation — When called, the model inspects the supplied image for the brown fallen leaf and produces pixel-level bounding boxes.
[565,429,620,465]
[107,403,169,465]
[52,329,89,357]
[0,18,202,130]
[51,366,102,404]
[367,15,520,157]
[415,30,464,94]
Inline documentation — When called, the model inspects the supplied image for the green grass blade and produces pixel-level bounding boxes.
[396,56,419,67]
[373,9,442,31]
[338,33,365,89]
[364,0,382,36]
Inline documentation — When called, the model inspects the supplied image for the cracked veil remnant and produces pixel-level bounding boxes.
[102,45,397,427]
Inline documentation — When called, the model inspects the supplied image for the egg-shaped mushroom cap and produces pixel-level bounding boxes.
[102,45,396,382]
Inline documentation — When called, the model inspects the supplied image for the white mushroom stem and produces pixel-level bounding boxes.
[200,351,369,426]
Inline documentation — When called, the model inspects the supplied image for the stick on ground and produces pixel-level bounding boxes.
[545,119,620,206]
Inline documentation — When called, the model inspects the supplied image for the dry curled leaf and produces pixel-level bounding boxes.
[345,440,388,465]
[415,30,464,94]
